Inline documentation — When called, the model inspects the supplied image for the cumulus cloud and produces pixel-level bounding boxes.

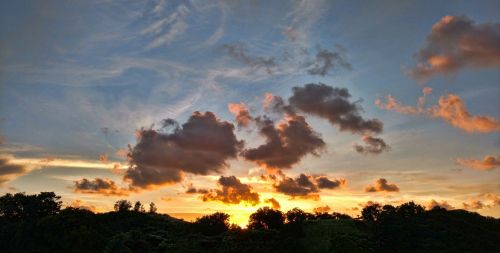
[408,15,500,81]
[376,89,500,133]
[0,157,28,185]
[73,178,130,196]
[462,199,485,210]
[426,199,454,210]
[313,205,331,213]
[365,178,400,193]
[429,94,500,133]
[201,176,260,206]
[456,154,500,171]
[223,43,277,74]
[354,135,391,155]
[265,198,281,210]
[289,83,383,134]
[241,114,325,169]
[307,46,351,76]
[125,111,243,188]
[228,103,252,128]
[273,173,345,199]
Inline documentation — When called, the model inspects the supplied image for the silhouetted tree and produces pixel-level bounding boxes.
[285,208,310,223]
[195,212,230,235]
[148,202,157,214]
[396,201,424,218]
[361,203,382,222]
[114,200,132,212]
[0,192,61,221]
[133,201,144,212]
[248,207,285,230]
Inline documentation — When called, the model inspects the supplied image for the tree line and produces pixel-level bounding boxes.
[0,192,499,253]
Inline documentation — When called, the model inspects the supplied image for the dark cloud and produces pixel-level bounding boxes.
[365,178,400,193]
[201,176,260,206]
[408,15,500,81]
[241,114,325,169]
[223,43,277,74]
[274,173,345,199]
[307,46,351,76]
[265,198,281,209]
[0,157,28,185]
[125,111,243,188]
[316,176,346,189]
[288,83,383,135]
[73,178,130,196]
[185,185,209,194]
[354,135,391,155]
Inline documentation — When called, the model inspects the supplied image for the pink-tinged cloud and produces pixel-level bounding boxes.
[408,15,500,81]
[365,178,400,193]
[429,94,500,133]
[462,199,485,210]
[228,102,252,128]
[376,89,500,133]
[273,173,345,199]
[457,154,500,171]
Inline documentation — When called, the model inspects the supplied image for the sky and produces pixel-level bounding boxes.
[0,0,499,226]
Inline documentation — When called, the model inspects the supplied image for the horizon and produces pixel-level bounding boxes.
[0,0,499,227]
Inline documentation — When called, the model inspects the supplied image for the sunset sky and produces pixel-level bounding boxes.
[0,0,499,226]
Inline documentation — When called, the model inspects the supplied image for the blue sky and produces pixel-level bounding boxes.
[0,0,499,222]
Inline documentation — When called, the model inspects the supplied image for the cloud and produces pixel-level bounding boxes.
[313,205,331,213]
[0,157,28,185]
[365,178,400,193]
[241,114,325,169]
[185,184,209,194]
[99,154,108,163]
[265,198,281,210]
[408,15,500,81]
[69,200,97,212]
[143,3,190,49]
[484,193,500,206]
[73,178,130,196]
[376,89,500,133]
[462,199,485,210]
[201,176,260,206]
[273,173,345,199]
[315,176,346,189]
[222,43,277,74]
[428,94,500,133]
[354,135,391,155]
[289,83,383,134]
[125,111,243,188]
[426,199,454,210]
[456,154,500,171]
[228,103,252,128]
[307,46,351,76]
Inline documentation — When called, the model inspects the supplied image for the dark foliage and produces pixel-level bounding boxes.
[0,192,499,253]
